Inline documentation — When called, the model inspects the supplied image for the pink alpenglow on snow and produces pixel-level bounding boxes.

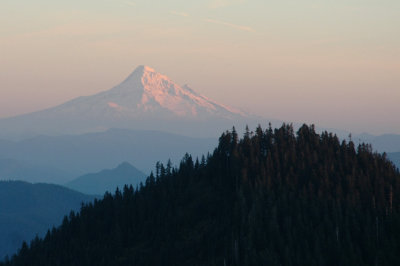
[0,65,254,139]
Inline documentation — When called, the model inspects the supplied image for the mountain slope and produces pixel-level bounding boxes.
[388,152,400,169]
[0,129,216,181]
[354,133,400,153]
[0,181,94,259]
[0,159,69,184]
[3,124,400,265]
[0,66,255,140]
[66,162,146,195]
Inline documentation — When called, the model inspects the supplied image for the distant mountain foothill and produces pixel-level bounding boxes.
[66,162,146,195]
[0,181,95,259]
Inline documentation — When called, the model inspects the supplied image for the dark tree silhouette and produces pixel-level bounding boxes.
[3,124,400,266]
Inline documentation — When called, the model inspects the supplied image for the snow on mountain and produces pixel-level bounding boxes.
[55,65,246,120]
[0,66,254,139]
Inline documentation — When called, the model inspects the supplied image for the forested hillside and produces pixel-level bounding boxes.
[0,181,94,259]
[3,124,400,265]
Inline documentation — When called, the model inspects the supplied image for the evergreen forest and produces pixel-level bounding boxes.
[2,124,400,265]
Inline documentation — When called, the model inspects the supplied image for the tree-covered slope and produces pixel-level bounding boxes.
[0,181,95,260]
[3,124,400,265]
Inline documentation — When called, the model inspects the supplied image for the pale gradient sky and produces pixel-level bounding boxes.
[1,0,399,135]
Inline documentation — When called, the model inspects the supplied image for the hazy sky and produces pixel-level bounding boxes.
[1,0,399,135]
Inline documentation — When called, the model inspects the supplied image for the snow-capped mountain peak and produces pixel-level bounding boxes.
[0,65,251,139]
[103,65,246,119]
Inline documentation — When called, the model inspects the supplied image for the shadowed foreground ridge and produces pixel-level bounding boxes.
[3,124,400,265]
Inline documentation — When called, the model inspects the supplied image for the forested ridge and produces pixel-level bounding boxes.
[2,124,400,265]
[0,181,95,259]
